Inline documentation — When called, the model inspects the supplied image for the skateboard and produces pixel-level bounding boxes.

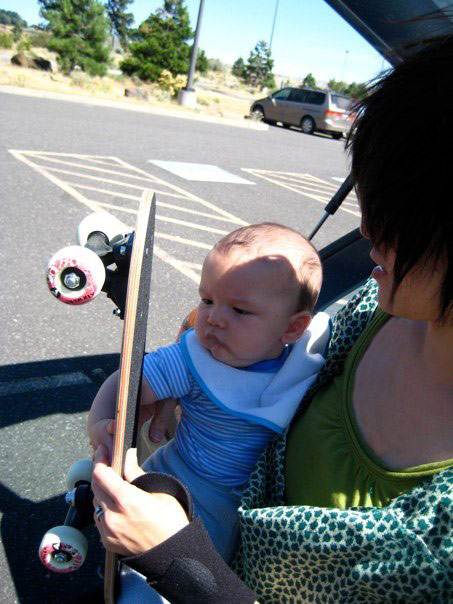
[39,191,156,603]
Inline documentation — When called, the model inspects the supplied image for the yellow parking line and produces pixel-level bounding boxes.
[155,232,212,250]
[94,201,229,235]
[67,183,240,223]
[243,168,360,217]
[181,261,203,270]
[10,150,246,284]
[30,155,162,183]
[26,151,117,160]
[259,172,339,192]
[49,169,188,198]
[10,150,104,214]
[243,172,330,203]
[153,245,200,283]
[157,215,229,235]
[261,179,332,198]
[115,157,247,225]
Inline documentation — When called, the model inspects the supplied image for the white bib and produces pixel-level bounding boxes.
[179,312,331,433]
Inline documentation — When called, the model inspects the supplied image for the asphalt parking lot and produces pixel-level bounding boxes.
[1,90,361,602]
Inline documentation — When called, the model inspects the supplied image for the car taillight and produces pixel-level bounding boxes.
[324,110,343,118]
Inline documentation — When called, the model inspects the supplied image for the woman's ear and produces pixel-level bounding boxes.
[280,311,312,344]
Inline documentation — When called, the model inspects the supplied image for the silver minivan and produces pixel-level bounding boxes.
[250,87,354,138]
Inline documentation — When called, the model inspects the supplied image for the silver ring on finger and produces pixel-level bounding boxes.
[94,505,105,522]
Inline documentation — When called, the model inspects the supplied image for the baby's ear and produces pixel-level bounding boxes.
[280,311,312,344]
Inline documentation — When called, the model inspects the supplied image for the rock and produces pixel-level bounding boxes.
[124,86,148,101]
[11,51,27,68]
[31,56,52,71]
[11,51,52,71]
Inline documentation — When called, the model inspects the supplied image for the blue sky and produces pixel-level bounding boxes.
[4,0,390,84]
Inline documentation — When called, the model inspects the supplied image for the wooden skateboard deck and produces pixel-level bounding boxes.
[103,191,156,604]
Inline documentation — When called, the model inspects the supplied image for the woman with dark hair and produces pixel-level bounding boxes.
[91,35,452,603]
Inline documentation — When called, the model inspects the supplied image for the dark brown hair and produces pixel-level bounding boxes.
[347,35,453,320]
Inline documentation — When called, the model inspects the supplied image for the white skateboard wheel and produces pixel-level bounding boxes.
[77,212,128,246]
[66,459,93,491]
[46,245,105,305]
[39,525,88,573]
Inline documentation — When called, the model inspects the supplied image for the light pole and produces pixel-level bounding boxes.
[341,50,349,82]
[178,0,205,108]
[269,0,280,53]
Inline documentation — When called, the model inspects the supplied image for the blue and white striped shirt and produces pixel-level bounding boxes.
[143,343,278,487]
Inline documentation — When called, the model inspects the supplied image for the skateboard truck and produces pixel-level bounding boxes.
[39,459,95,573]
[46,213,135,319]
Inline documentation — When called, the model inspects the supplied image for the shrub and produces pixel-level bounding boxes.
[0,32,13,48]
[28,30,52,48]
[157,69,186,96]
[70,72,92,89]
[17,36,31,51]
[207,58,224,72]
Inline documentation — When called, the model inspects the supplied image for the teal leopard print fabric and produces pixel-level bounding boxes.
[233,279,453,603]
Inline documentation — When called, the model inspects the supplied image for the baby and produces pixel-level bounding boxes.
[88,222,329,564]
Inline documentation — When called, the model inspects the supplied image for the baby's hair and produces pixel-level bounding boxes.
[214,222,322,313]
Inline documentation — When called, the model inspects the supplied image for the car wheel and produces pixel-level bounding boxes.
[300,116,315,135]
[251,106,264,121]
[331,132,343,140]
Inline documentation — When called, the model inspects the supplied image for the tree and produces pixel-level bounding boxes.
[120,0,193,83]
[328,78,348,94]
[0,9,27,27]
[195,48,208,74]
[302,72,316,87]
[346,81,367,100]
[39,0,111,76]
[244,40,275,89]
[105,0,133,48]
[232,56,246,79]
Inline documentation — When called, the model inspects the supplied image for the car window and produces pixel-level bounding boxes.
[271,88,292,100]
[288,88,307,103]
[331,95,352,110]
[304,91,326,105]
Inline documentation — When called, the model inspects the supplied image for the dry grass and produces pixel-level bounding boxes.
[0,47,263,121]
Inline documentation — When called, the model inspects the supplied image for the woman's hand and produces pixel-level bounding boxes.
[91,446,189,556]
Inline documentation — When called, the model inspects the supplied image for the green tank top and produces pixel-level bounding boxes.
[285,308,452,508]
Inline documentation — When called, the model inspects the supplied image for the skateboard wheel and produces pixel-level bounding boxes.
[66,459,94,491]
[77,212,127,246]
[46,245,106,305]
[39,525,88,573]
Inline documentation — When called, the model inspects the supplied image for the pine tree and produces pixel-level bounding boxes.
[302,72,316,87]
[244,40,275,89]
[120,0,193,82]
[39,0,111,75]
[195,48,208,74]
[232,57,246,79]
[105,0,133,48]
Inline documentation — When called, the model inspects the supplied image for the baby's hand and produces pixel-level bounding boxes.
[89,419,115,461]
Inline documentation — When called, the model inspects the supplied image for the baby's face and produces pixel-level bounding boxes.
[194,248,299,367]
